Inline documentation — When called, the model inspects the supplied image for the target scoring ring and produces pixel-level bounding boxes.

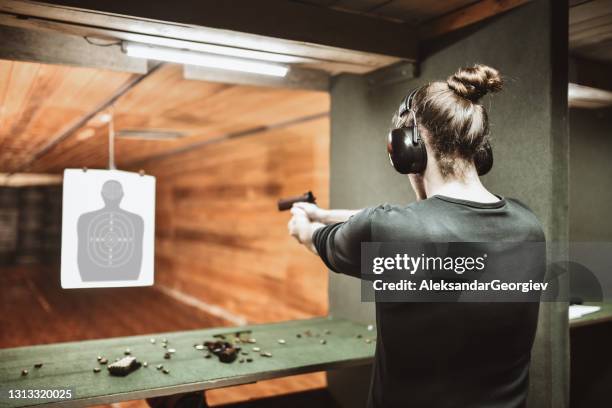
[86,211,136,268]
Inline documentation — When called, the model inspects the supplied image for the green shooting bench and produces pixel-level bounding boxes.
[0,317,375,407]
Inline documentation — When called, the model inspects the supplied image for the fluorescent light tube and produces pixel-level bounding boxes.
[123,42,289,77]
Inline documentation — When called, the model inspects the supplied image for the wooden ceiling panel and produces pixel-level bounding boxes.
[0,59,133,173]
[26,64,329,173]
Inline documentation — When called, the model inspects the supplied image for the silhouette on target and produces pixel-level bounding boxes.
[77,180,144,281]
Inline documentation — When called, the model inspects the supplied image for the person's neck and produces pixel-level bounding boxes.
[423,164,499,203]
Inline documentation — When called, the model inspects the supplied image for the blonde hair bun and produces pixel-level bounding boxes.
[446,64,503,102]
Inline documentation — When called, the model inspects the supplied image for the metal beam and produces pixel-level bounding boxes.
[0,24,147,73]
[0,0,407,73]
[31,0,418,59]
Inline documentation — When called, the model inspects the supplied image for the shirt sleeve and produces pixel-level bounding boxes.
[312,207,374,278]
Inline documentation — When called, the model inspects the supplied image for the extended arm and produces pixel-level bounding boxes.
[287,203,360,255]
[288,205,373,278]
[292,202,361,225]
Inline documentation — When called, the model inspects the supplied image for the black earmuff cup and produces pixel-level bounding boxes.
[474,142,493,176]
[387,128,427,174]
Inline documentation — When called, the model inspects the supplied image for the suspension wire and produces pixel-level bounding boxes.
[108,106,116,170]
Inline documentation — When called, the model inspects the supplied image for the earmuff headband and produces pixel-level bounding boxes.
[398,87,419,118]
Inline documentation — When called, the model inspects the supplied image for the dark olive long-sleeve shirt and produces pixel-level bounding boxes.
[313,195,545,408]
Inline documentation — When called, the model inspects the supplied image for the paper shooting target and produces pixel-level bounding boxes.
[61,169,156,288]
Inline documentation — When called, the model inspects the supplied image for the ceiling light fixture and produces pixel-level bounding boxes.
[123,42,289,77]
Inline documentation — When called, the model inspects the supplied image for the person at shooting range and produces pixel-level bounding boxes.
[288,64,545,408]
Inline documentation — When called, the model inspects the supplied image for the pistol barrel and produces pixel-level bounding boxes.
[278,191,316,211]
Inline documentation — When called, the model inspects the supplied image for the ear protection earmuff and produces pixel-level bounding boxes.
[387,87,494,176]
[473,142,493,176]
[387,88,427,174]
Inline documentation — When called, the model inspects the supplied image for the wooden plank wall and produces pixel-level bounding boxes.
[143,115,330,325]
[137,113,330,406]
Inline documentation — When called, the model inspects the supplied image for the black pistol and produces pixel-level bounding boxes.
[278,191,316,211]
